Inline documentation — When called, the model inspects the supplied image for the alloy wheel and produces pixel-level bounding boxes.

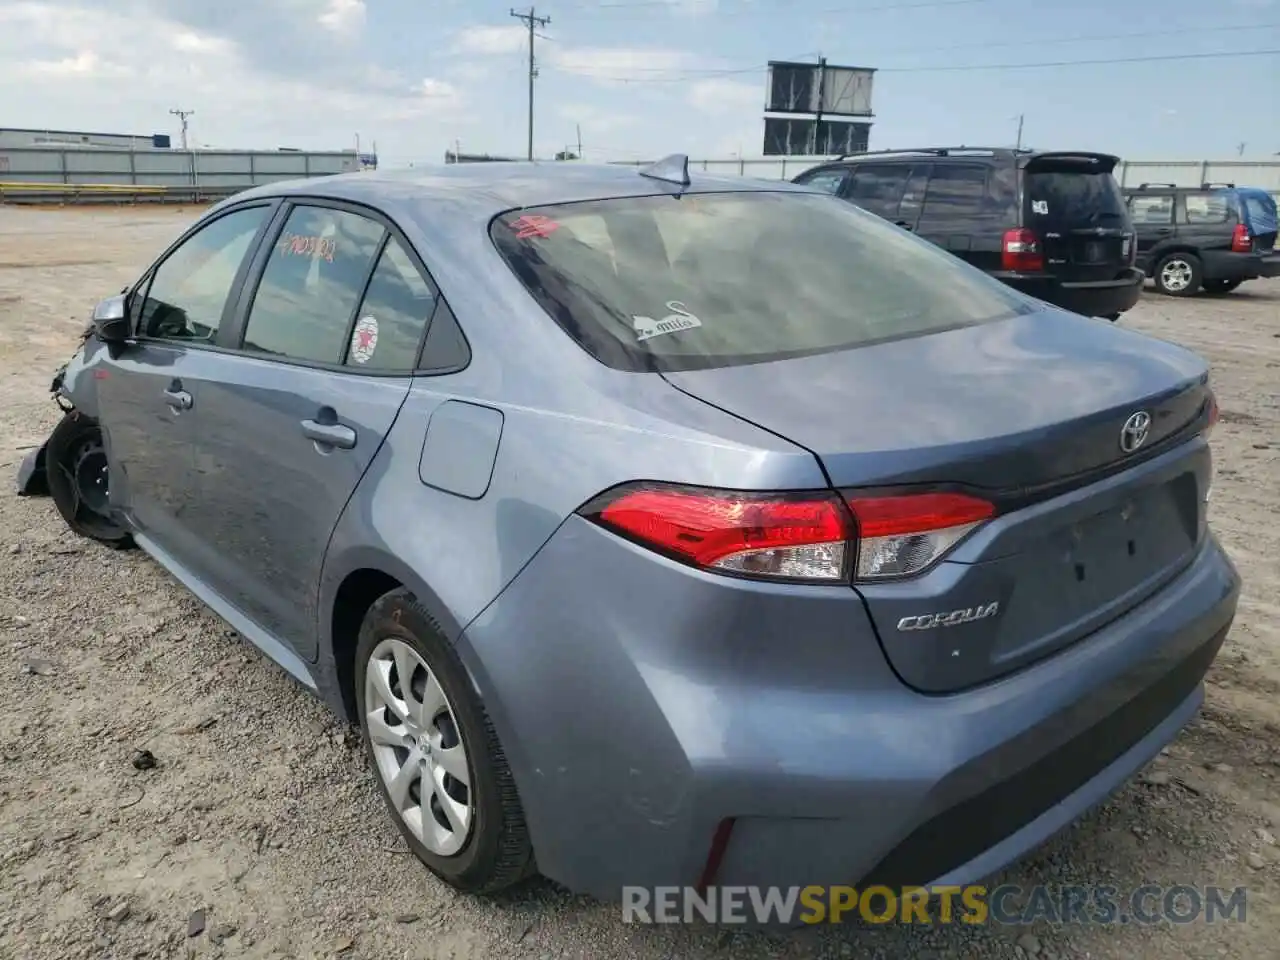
[1160,259,1193,293]
[364,637,473,856]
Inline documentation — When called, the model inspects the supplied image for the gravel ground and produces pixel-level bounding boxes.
[0,206,1277,960]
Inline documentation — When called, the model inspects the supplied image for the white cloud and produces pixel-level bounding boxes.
[318,0,366,33]
[451,24,526,55]
[688,78,759,114]
[549,46,695,79]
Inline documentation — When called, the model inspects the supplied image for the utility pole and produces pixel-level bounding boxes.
[1015,114,1024,150]
[511,7,551,161]
[169,108,194,150]
[576,123,583,160]
[813,56,827,155]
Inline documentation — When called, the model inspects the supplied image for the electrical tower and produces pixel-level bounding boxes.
[169,108,194,150]
[510,7,551,161]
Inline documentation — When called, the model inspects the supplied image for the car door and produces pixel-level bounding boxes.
[185,201,440,659]
[1179,190,1236,260]
[1126,192,1176,272]
[95,203,274,571]
[912,163,989,265]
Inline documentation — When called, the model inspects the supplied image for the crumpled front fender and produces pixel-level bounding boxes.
[16,442,50,497]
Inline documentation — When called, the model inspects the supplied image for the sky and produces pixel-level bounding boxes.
[0,0,1276,167]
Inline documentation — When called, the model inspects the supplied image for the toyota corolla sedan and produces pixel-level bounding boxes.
[17,157,1239,899]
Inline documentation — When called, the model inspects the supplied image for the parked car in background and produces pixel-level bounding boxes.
[17,158,1237,903]
[793,147,1143,320]
[1123,183,1280,296]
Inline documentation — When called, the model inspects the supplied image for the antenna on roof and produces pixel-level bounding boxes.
[638,153,690,187]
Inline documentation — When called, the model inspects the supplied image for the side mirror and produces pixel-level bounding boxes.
[91,294,131,343]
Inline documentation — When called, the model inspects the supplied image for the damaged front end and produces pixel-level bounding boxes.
[15,324,92,498]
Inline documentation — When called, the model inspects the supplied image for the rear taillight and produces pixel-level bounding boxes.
[1002,228,1044,272]
[1231,224,1252,253]
[582,483,995,583]
[845,492,996,579]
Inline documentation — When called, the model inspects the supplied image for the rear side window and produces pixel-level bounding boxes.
[920,164,987,220]
[1183,192,1232,224]
[242,206,385,364]
[345,238,438,371]
[1025,169,1127,226]
[1128,194,1175,224]
[490,191,1030,372]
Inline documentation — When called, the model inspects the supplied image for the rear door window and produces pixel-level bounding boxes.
[490,191,1029,372]
[920,164,988,221]
[345,237,439,372]
[846,164,912,218]
[241,205,385,365]
[1182,192,1232,224]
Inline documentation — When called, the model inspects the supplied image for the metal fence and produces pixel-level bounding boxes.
[0,146,364,204]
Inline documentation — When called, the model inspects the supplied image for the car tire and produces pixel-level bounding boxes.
[1154,252,1202,297]
[1202,278,1242,294]
[44,412,134,549]
[354,588,534,894]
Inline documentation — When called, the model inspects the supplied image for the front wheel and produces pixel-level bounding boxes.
[1202,278,1242,295]
[1154,253,1202,297]
[44,413,133,549]
[355,589,534,894]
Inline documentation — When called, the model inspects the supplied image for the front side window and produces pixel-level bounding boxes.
[1128,194,1175,225]
[490,191,1030,372]
[139,206,268,342]
[241,205,385,364]
[795,169,847,195]
[846,164,912,217]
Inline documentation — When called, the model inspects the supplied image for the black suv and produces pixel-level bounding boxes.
[793,147,1144,320]
[1122,183,1280,297]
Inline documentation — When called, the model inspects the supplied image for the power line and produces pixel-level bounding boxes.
[511,6,552,161]
[559,47,1280,83]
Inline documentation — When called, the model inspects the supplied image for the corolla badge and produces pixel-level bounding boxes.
[897,602,999,632]
[1119,411,1152,453]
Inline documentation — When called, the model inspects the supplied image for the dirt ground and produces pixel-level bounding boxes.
[0,205,1276,960]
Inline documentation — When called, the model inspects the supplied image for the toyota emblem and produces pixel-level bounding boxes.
[1119,411,1151,453]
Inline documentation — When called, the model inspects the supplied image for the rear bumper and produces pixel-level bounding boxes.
[1202,250,1280,282]
[994,267,1144,318]
[458,517,1240,900]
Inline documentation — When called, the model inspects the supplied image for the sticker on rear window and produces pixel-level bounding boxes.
[1031,200,1049,215]
[277,232,337,262]
[632,301,702,341]
[510,214,561,239]
[350,315,379,364]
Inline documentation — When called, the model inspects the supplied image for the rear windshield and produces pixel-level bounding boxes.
[489,191,1030,371]
[1025,170,1127,227]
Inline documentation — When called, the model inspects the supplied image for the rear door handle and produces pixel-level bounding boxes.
[163,388,193,411]
[894,220,914,231]
[301,419,356,450]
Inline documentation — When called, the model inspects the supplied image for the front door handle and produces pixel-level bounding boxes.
[163,388,193,411]
[894,220,914,231]
[301,419,356,450]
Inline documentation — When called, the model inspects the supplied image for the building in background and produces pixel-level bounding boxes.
[0,127,171,150]
[763,60,875,156]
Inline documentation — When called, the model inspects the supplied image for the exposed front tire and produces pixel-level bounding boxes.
[1154,253,1202,297]
[44,413,133,549]
[1202,278,1242,295]
[355,588,534,894]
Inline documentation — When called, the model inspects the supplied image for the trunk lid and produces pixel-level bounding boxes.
[1022,153,1134,282]
[664,310,1213,692]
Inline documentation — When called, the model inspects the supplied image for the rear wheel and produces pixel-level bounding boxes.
[1202,278,1242,295]
[1154,253,1202,297]
[44,413,133,548]
[355,588,533,894]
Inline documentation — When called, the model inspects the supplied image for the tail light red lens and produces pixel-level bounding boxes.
[1002,228,1044,272]
[1231,224,1252,253]
[582,483,995,583]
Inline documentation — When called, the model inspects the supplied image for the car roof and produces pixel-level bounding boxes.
[220,162,809,225]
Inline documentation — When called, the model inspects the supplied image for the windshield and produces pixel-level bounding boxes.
[490,191,1030,371]
[1025,170,1128,226]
